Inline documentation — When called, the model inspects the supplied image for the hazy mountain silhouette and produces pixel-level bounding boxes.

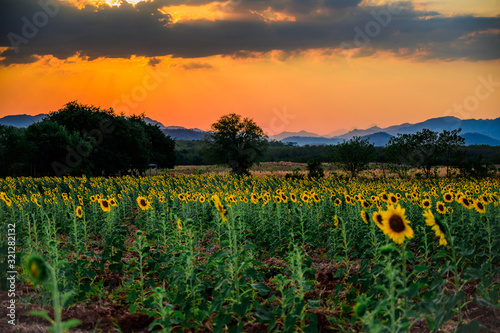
[2,114,499,146]
[0,114,46,127]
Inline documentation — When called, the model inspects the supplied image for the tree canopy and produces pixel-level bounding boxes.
[206,113,268,175]
[0,101,176,177]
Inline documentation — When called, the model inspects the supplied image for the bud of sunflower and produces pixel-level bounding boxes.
[26,256,48,284]
[379,244,397,255]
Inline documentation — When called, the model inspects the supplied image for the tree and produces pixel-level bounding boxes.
[129,115,176,169]
[408,129,440,178]
[307,159,324,178]
[25,120,85,176]
[47,101,175,176]
[0,125,32,177]
[385,133,414,178]
[206,113,268,175]
[333,136,375,178]
[438,129,465,177]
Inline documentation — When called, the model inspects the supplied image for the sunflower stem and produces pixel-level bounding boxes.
[401,242,407,307]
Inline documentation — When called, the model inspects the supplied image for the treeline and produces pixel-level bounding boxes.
[0,102,175,177]
[176,130,499,178]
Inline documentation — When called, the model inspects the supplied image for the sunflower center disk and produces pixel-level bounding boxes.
[389,215,405,232]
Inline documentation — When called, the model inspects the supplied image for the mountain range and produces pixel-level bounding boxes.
[1,114,499,146]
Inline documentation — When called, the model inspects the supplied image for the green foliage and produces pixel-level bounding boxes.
[0,101,176,177]
[307,159,324,178]
[205,113,268,175]
[332,136,375,178]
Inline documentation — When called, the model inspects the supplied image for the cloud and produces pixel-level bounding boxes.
[180,61,213,70]
[147,57,162,66]
[0,0,499,66]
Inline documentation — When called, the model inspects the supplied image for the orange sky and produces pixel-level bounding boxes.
[1,0,499,135]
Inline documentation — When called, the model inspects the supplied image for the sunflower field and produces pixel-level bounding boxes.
[0,175,498,332]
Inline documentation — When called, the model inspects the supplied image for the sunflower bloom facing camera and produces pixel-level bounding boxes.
[381,205,414,244]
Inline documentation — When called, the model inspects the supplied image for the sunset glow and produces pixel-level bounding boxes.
[1,0,499,134]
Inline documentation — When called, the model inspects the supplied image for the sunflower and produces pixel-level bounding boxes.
[334,198,342,206]
[290,193,297,203]
[137,196,151,210]
[443,192,454,203]
[372,211,384,230]
[345,195,352,204]
[199,195,206,203]
[388,194,398,205]
[1,192,12,207]
[334,216,340,227]
[361,200,371,209]
[99,199,111,212]
[380,205,414,244]
[212,194,228,221]
[109,198,117,206]
[459,197,473,209]
[474,200,486,214]
[301,192,310,203]
[479,195,489,204]
[436,201,446,214]
[422,199,431,209]
[75,206,83,218]
[360,210,369,224]
[423,209,447,245]
[177,219,183,231]
[423,209,436,227]
[380,193,389,202]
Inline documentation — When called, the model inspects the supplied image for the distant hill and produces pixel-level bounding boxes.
[143,117,166,129]
[0,114,46,127]
[284,116,500,146]
[2,113,499,146]
[281,136,341,146]
[163,128,207,140]
[324,128,348,138]
[462,132,500,146]
[270,130,321,141]
[360,132,393,146]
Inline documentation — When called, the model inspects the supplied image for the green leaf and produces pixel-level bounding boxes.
[233,299,250,317]
[126,291,140,304]
[456,320,480,333]
[434,310,453,330]
[29,310,54,324]
[444,291,465,310]
[61,318,82,331]
[129,303,138,314]
[284,314,297,333]
[251,282,271,295]
[304,313,318,333]
[214,312,232,332]
[413,265,429,273]
[308,299,321,309]
[462,268,482,281]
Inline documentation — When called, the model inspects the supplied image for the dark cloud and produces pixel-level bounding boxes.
[147,57,162,66]
[180,61,213,70]
[0,0,499,66]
